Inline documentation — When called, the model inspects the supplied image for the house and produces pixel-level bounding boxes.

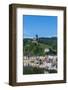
[44,48,50,53]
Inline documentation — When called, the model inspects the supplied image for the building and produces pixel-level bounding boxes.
[44,48,50,53]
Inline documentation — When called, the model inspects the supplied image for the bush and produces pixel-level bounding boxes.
[23,66,44,75]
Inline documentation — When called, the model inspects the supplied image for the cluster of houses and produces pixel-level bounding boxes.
[23,54,57,73]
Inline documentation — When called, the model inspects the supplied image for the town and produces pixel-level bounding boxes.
[23,55,57,74]
[23,35,57,74]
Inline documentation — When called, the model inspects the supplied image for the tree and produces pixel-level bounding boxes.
[36,34,38,41]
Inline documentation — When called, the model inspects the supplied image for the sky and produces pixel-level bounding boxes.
[23,15,57,38]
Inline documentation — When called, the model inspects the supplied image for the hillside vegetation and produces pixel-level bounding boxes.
[23,37,57,56]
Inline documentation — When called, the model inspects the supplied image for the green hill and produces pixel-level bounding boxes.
[23,37,57,56]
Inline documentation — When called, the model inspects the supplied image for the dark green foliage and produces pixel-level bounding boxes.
[48,70,57,73]
[23,66,57,75]
[23,66,44,74]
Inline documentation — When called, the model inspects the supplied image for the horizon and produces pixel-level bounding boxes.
[23,15,57,38]
[24,36,57,39]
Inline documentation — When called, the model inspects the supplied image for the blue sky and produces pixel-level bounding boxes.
[23,15,57,38]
